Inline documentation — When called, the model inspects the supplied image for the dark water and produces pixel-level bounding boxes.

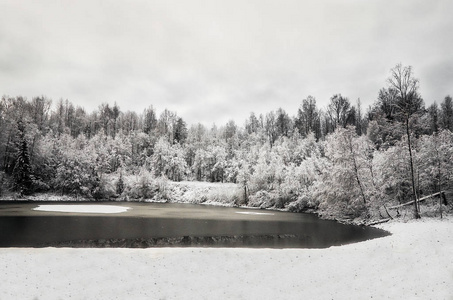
[0,202,389,248]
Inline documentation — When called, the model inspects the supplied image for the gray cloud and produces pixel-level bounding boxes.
[1,0,452,125]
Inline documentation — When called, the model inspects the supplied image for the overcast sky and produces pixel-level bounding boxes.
[1,0,452,126]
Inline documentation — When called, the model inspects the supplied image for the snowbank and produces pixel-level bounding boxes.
[0,217,451,299]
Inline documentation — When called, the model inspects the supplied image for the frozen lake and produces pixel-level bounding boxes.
[0,202,389,248]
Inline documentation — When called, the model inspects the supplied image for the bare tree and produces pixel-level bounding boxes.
[327,94,352,131]
[245,112,261,134]
[29,96,51,132]
[158,109,178,143]
[275,108,292,137]
[264,111,278,146]
[388,63,424,219]
[99,103,113,137]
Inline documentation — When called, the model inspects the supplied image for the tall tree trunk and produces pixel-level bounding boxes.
[406,118,420,219]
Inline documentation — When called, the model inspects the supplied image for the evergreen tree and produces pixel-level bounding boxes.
[143,106,157,135]
[116,170,125,196]
[13,121,33,195]
[440,95,453,131]
[173,117,188,144]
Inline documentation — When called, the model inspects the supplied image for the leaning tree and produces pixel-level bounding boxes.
[387,63,424,219]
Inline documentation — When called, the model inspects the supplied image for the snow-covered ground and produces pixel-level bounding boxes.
[0,217,451,299]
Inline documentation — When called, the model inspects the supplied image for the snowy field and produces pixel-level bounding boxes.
[0,217,452,299]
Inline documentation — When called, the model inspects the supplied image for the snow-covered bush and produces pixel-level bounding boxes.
[125,168,155,199]
[286,194,318,212]
[91,174,116,200]
[122,168,168,201]
[248,190,276,208]
[31,179,50,193]
[207,185,242,205]
[154,176,169,200]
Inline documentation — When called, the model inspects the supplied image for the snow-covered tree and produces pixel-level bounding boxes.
[417,130,453,195]
[373,141,411,205]
[295,96,321,139]
[151,137,188,181]
[52,135,98,197]
[387,63,424,218]
[143,106,157,135]
[315,127,375,218]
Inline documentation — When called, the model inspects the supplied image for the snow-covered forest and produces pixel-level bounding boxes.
[1,64,452,220]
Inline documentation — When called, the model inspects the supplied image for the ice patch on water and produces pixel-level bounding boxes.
[33,204,130,214]
[235,211,274,216]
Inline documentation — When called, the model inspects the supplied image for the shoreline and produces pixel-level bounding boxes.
[1,190,449,227]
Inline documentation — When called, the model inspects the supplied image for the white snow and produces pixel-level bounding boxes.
[33,204,130,214]
[0,217,452,299]
[235,211,275,215]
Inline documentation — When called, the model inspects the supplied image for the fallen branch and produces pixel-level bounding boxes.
[388,191,444,209]
[367,218,391,226]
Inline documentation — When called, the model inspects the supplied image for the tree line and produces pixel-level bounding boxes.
[1,64,452,220]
